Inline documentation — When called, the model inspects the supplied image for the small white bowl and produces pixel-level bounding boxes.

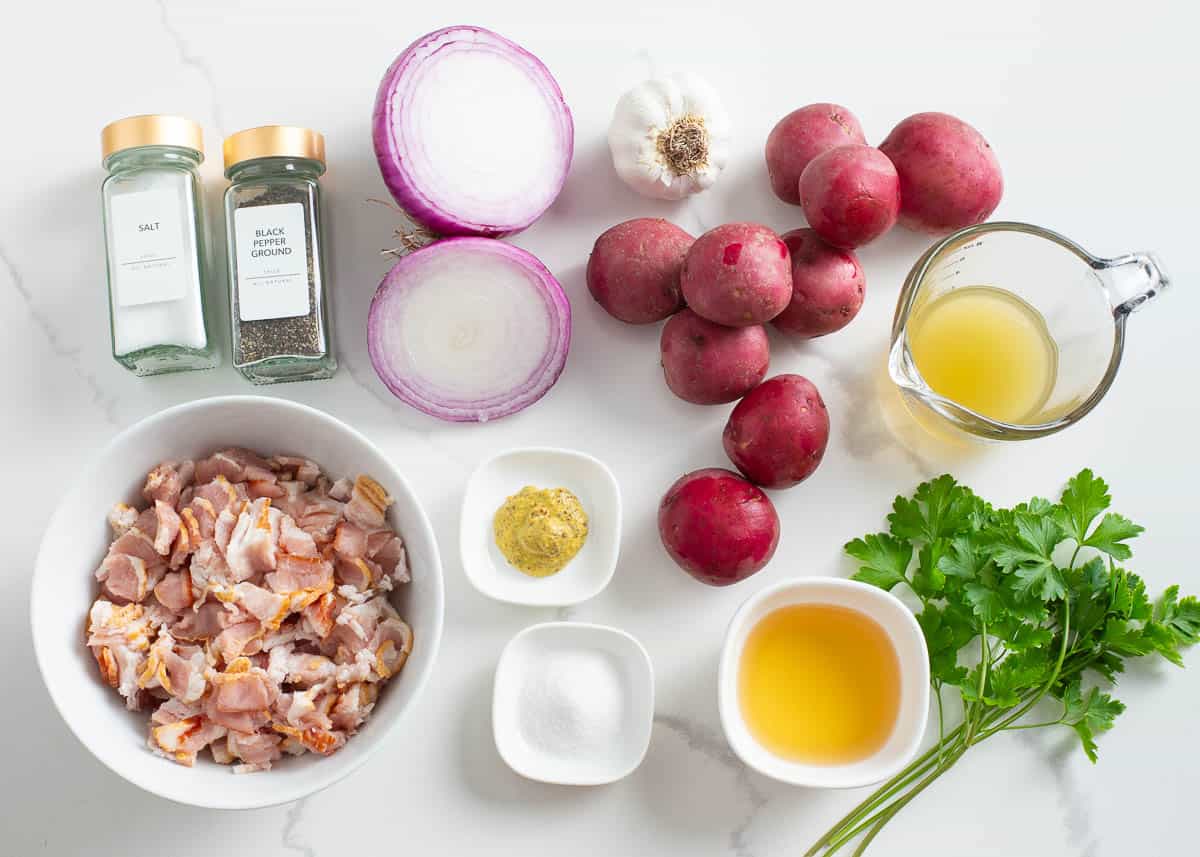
[29,396,445,809]
[460,447,621,606]
[718,577,930,789]
[493,622,653,785]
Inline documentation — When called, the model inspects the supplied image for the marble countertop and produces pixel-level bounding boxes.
[4,1,1197,854]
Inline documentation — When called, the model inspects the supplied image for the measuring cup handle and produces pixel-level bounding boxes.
[1095,252,1170,316]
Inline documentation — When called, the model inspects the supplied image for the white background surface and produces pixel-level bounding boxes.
[3,1,1196,854]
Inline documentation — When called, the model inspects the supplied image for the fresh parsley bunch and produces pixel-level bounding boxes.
[808,470,1200,856]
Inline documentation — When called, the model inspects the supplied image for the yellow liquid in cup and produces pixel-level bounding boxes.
[908,286,1059,425]
[738,604,901,765]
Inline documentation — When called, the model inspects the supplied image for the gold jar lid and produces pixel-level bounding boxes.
[101,115,205,162]
[223,125,326,171]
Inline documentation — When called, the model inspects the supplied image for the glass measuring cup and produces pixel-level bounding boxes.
[889,222,1169,441]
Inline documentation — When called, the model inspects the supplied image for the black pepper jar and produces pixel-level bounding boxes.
[222,125,335,383]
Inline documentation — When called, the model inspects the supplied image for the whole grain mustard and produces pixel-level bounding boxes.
[493,486,588,578]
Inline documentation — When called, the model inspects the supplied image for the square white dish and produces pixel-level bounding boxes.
[460,447,621,606]
[718,577,930,789]
[492,622,653,785]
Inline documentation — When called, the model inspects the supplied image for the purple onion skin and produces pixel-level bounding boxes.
[367,238,572,423]
[372,26,574,238]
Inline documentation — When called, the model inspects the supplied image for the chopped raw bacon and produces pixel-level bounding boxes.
[225,498,281,581]
[213,664,277,713]
[154,571,194,612]
[280,517,319,557]
[344,476,391,529]
[85,449,412,772]
[143,460,195,507]
[99,553,167,604]
[213,620,263,664]
[270,455,322,486]
[334,555,378,591]
[328,477,353,502]
[226,730,282,771]
[193,476,241,516]
[195,448,273,486]
[108,503,139,537]
[267,554,334,593]
[171,601,235,641]
[333,522,367,560]
[109,527,162,567]
[153,500,181,556]
[234,582,288,627]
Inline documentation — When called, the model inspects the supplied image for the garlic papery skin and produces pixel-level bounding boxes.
[608,73,731,201]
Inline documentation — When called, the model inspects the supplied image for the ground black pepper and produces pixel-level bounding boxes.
[230,182,326,365]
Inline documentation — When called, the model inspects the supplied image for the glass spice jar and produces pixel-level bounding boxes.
[100,115,219,375]
[222,125,336,384]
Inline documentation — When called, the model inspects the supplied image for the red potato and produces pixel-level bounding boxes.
[772,228,865,339]
[586,218,694,323]
[765,103,866,205]
[660,309,769,405]
[799,144,901,249]
[879,112,1003,234]
[723,374,830,489]
[658,468,780,586]
[680,223,793,327]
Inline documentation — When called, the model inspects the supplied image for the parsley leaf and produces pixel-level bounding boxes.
[1055,469,1111,543]
[1084,513,1144,560]
[887,475,982,543]
[1155,586,1200,644]
[1061,681,1125,762]
[845,534,911,591]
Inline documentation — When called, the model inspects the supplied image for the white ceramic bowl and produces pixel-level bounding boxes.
[718,578,929,788]
[29,396,445,809]
[493,622,653,785]
[460,447,620,606]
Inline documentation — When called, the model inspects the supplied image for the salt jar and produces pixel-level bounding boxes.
[222,126,336,384]
[100,115,219,375]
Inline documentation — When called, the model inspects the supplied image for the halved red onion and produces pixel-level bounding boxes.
[367,238,571,423]
[372,26,574,238]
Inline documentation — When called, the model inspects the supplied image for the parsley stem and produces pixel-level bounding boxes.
[803,731,962,856]
[933,682,946,764]
[847,752,965,857]
[812,707,1012,855]
[977,600,1072,740]
[1001,716,1066,731]
[827,746,967,856]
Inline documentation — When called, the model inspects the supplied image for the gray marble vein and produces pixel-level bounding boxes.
[654,713,769,857]
[154,0,226,134]
[0,240,121,426]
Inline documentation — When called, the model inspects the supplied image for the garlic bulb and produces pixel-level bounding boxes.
[608,73,731,201]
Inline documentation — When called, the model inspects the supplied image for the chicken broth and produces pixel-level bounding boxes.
[738,604,901,764]
[907,285,1058,425]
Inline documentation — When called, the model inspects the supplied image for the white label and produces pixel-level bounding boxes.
[109,188,189,307]
[235,202,311,322]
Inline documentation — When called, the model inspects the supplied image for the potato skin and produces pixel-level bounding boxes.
[680,223,793,327]
[658,467,780,586]
[765,103,866,205]
[660,309,769,405]
[879,112,1003,234]
[799,144,901,248]
[723,374,830,489]
[771,228,865,339]
[586,218,694,323]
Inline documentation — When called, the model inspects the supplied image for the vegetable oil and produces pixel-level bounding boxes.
[907,286,1058,424]
[738,604,900,764]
